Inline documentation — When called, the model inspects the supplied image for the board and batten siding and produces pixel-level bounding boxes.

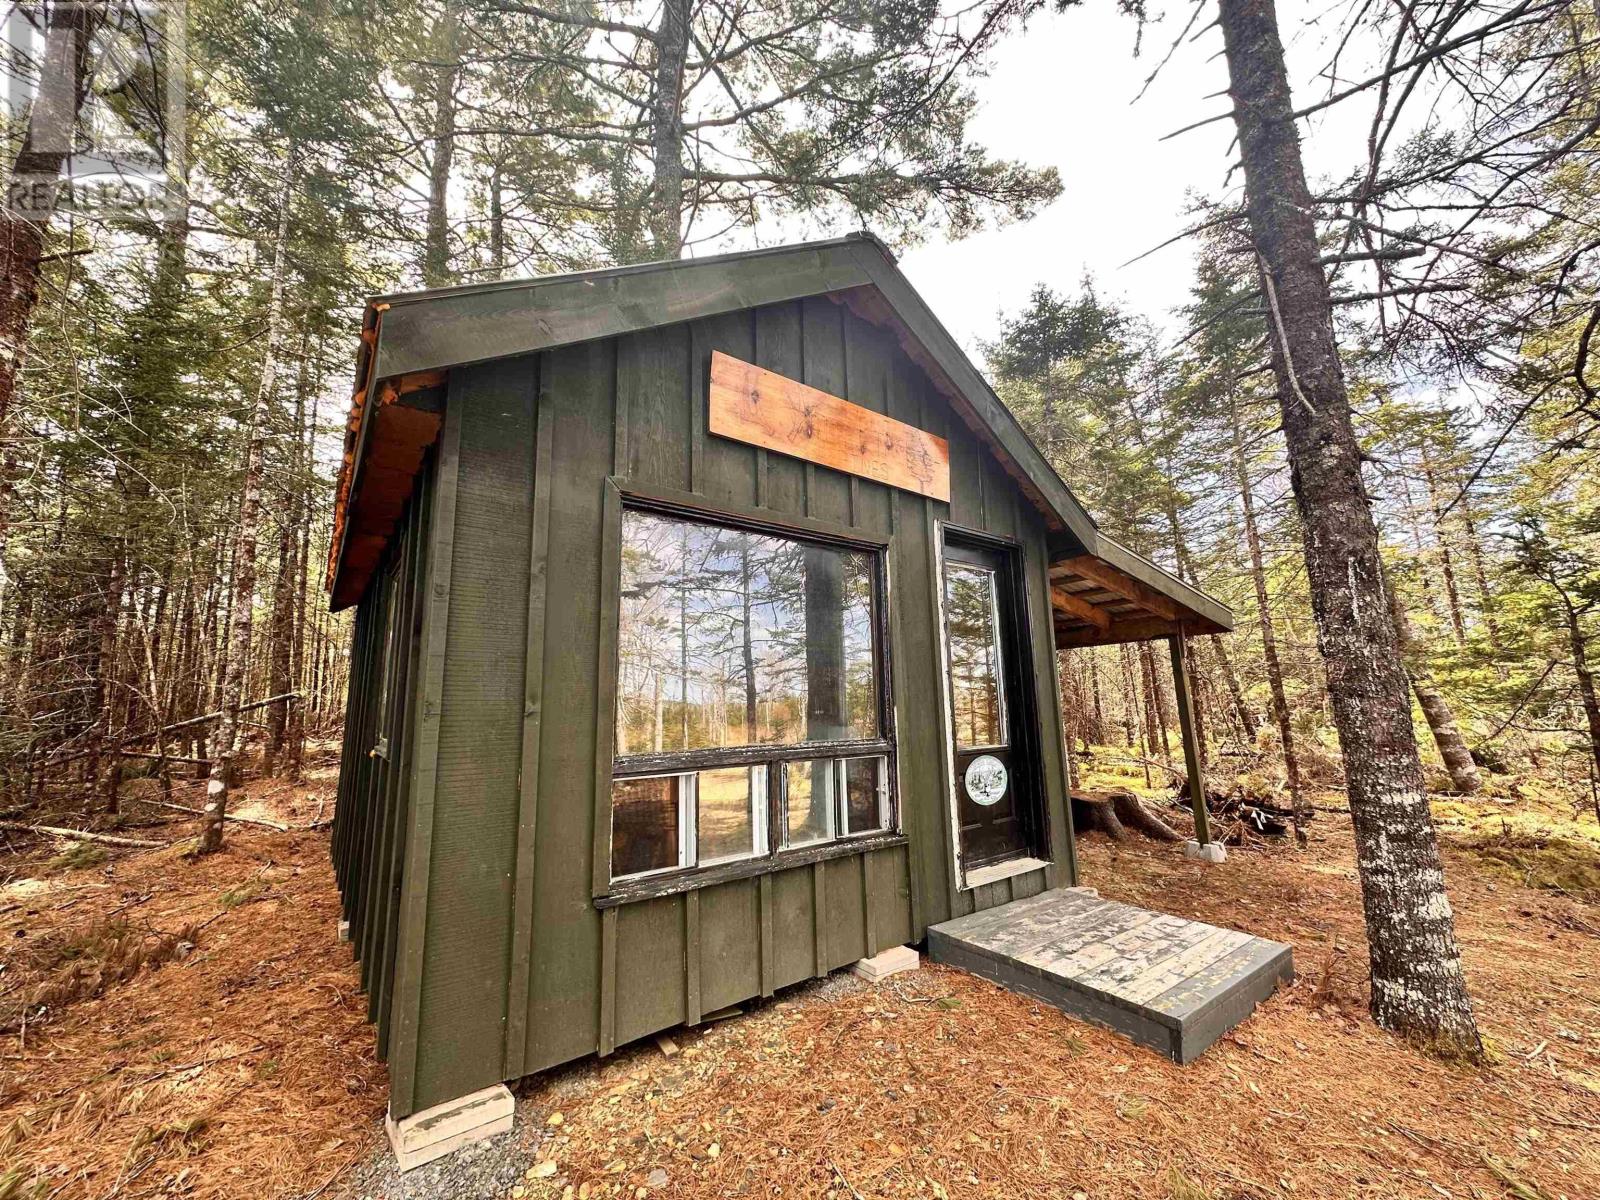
[367,296,1075,1118]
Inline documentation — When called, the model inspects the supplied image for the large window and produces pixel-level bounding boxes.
[610,506,894,882]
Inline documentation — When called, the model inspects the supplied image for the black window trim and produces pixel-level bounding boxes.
[602,484,900,898]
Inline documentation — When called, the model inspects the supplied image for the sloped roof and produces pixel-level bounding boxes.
[327,233,1231,639]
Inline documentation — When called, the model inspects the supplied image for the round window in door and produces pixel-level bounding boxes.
[964,754,1008,806]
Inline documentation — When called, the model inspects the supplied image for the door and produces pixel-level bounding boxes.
[942,538,1032,868]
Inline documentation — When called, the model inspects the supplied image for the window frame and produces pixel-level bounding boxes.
[943,559,1011,754]
[371,562,402,759]
[604,487,900,894]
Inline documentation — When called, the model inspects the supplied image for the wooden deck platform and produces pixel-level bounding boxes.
[927,888,1293,1063]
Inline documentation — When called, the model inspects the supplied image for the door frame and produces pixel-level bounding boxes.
[931,520,1051,892]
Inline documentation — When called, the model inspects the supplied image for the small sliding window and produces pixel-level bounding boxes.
[610,505,895,884]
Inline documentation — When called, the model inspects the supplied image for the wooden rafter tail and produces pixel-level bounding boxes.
[1050,585,1111,631]
[1053,554,1181,622]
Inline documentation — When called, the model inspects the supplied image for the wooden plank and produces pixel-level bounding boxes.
[1054,555,1180,621]
[770,867,816,989]
[591,480,623,898]
[599,906,618,1055]
[374,238,874,380]
[759,873,775,997]
[1050,585,1111,631]
[928,890,1293,1064]
[1029,525,1078,885]
[410,359,534,1111]
[522,339,612,1075]
[616,897,686,1043]
[504,379,554,1076]
[812,860,828,976]
[862,850,879,959]
[385,384,463,1119]
[1056,616,1179,649]
[753,303,806,515]
[684,890,702,1024]
[1169,634,1212,845]
[376,466,433,1056]
[709,351,950,502]
[800,295,853,526]
[690,313,759,508]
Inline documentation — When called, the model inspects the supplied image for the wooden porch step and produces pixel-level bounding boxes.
[927,889,1293,1063]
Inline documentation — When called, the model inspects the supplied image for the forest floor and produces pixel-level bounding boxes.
[1,761,1597,1200]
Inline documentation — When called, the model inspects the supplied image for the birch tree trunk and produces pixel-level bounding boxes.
[1219,0,1483,1059]
[197,148,296,855]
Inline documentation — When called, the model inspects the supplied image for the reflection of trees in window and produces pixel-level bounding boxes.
[946,564,1004,749]
[616,510,878,755]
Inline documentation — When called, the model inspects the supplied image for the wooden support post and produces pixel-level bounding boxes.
[1168,633,1212,845]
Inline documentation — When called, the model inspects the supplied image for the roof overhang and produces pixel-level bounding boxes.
[327,234,1233,644]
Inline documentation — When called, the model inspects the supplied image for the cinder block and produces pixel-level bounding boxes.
[337,919,351,943]
[386,1083,514,1172]
[851,944,920,981]
[1183,840,1227,864]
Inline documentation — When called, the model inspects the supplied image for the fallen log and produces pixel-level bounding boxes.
[0,821,167,849]
[38,692,301,768]
[127,796,290,832]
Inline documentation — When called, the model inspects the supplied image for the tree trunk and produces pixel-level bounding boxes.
[0,2,103,439]
[649,0,691,256]
[197,149,296,855]
[1227,384,1305,826]
[489,154,506,280]
[1209,634,1258,741]
[263,516,294,773]
[96,549,126,814]
[1139,640,1173,768]
[1420,450,1467,646]
[1459,502,1501,647]
[423,2,460,287]
[1220,0,1482,1059]
[286,376,317,783]
[1384,567,1481,794]
[1560,599,1600,785]
[1088,651,1106,744]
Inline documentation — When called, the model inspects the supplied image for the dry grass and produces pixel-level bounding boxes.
[2,772,1597,1200]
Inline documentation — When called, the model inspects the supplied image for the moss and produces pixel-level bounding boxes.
[46,842,108,873]
[1465,835,1600,902]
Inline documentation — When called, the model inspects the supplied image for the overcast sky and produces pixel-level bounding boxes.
[893,4,1381,352]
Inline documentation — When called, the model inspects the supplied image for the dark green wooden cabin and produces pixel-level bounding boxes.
[327,234,1231,1126]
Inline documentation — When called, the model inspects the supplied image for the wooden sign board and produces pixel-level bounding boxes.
[708,351,951,502]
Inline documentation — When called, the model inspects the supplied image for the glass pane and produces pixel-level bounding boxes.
[617,509,878,755]
[611,775,682,877]
[697,766,763,864]
[842,757,886,835]
[945,563,1005,749]
[784,759,835,847]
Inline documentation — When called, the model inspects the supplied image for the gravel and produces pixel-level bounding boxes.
[329,1092,551,1200]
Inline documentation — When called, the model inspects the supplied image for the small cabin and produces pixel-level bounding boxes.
[326,234,1233,1154]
